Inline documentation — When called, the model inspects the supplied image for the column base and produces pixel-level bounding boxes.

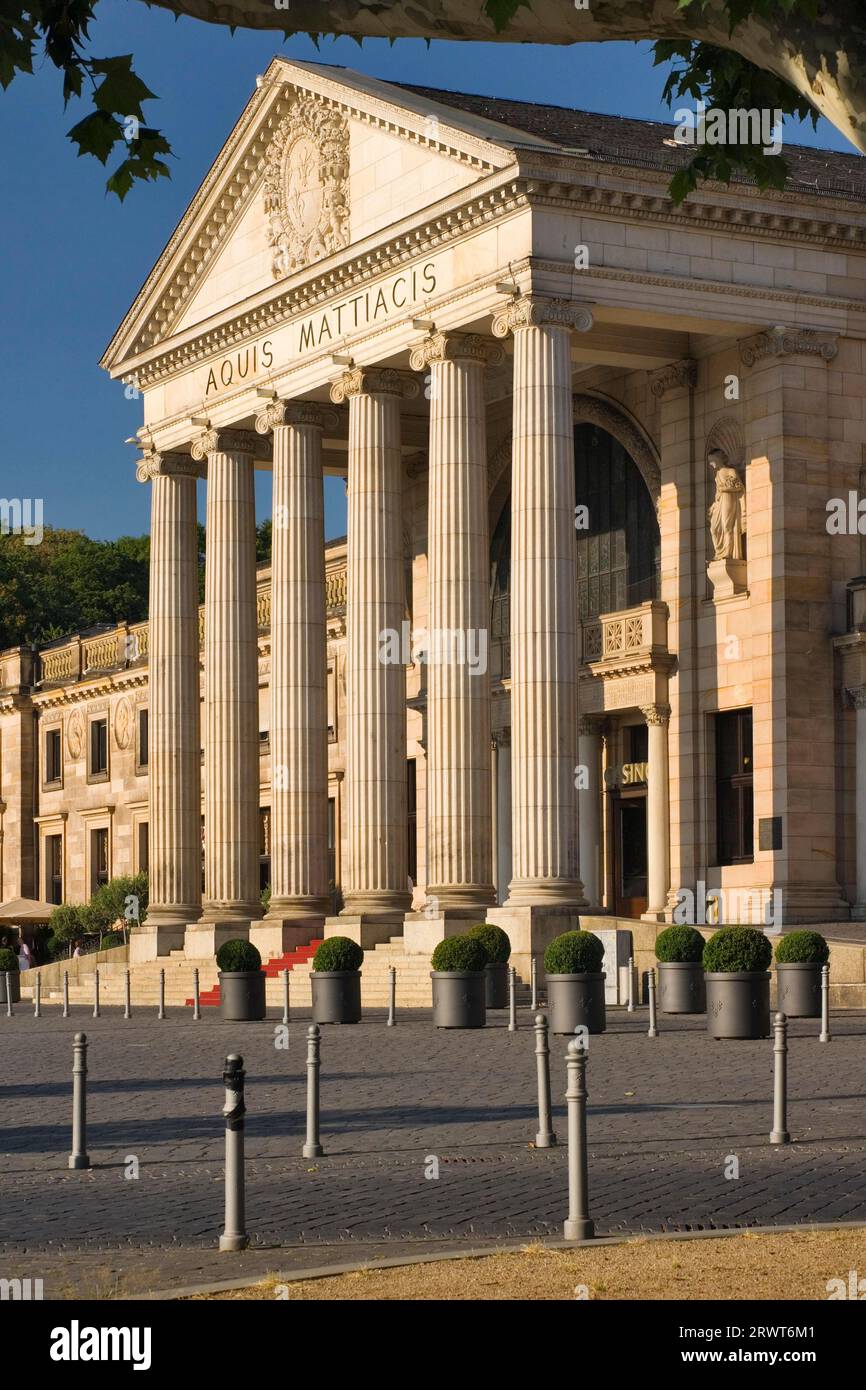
[325,914,401,950]
[129,923,188,962]
[505,878,587,909]
[250,915,324,958]
[641,908,668,923]
[403,909,487,956]
[485,904,583,985]
[184,921,254,959]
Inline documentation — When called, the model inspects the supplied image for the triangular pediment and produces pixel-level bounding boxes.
[102,59,526,375]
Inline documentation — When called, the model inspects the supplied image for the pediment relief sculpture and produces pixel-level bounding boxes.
[263,94,350,279]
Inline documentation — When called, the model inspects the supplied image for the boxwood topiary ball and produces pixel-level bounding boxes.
[466,922,511,964]
[703,926,771,974]
[0,948,20,974]
[655,925,706,964]
[431,935,487,973]
[216,939,262,973]
[313,936,364,972]
[775,930,829,965]
[543,930,605,975]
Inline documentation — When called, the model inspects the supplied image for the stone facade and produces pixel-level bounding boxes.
[4,61,866,959]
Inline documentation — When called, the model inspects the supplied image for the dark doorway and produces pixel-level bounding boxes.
[613,792,648,917]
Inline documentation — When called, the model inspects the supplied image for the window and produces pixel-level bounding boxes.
[407,759,418,884]
[575,423,660,621]
[45,728,62,785]
[716,709,754,865]
[46,834,63,904]
[91,827,109,891]
[89,717,108,778]
[327,797,337,906]
[137,708,149,769]
[138,822,149,875]
[259,807,270,894]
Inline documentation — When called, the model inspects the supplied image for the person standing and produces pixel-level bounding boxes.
[18,938,32,971]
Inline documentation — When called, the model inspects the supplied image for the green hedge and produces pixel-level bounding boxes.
[703,926,772,974]
[216,939,262,973]
[0,948,19,974]
[313,936,364,972]
[466,922,511,964]
[775,930,829,965]
[543,930,604,975]
[431,935,487,973]
[655,925,705,964]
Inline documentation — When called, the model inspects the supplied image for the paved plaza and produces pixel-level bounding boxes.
[1,1004,865,1295]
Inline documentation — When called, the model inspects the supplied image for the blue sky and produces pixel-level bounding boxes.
[0,5,857,542]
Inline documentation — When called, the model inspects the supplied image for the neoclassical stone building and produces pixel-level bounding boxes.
[4,59,866,967]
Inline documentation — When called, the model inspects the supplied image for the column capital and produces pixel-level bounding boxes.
[190,426,272,462]
[254,398,339,435]
[738,327,838,368]
[329,365,420,404]
[847,685,866,709]
[491,295,593,339]
[640,702,671,727]
[409,331,504,371]
[648,359,698,399]
[134,450,203,483]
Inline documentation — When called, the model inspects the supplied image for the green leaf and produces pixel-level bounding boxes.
[90,55,157,120]
[67,109,121,165]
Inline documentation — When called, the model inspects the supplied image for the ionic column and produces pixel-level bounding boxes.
[641,703,671,920]
[578,715,603,909]
[491,296,592,907]
[188,427,265,951]
[252,400,334,951]
[409,332,502,913]
[134,451,202,958]
[847,685,866,916]
[329,367,416,924]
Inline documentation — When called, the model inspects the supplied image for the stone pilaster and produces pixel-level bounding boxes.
[409,332,501,916]
[251,400,334,955]
[641,703,671,921]
[577,715,603,910]
[327,367,417,944]
[134,450,202,960]
[186,427,266,956]
[847,685,866,918]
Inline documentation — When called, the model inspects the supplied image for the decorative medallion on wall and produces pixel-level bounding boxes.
[66,710,84,761]
[114,696,132,751]
[263,93,350,279]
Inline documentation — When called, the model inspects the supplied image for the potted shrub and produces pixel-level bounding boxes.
[311,936,364,1024]
[216,939,266,1022]
[0,948,20,1006]
[467,922,511,1008]
[704,926,772,1039]
[655,925,707,1014]
[775,930,828,1018]
[543,930,606,1035]
[430,934,487,1028]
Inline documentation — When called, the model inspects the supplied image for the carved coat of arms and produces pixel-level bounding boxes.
[263,95,349,279]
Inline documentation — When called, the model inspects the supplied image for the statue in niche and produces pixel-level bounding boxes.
[708,447,746,560]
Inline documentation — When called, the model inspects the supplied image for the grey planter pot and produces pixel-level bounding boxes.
[546,973,606,1035]
[431,971,486,1028]
[776,961,823,1018]
[311,970,362,1024]
[219,970,266,1022]
[484,960,509,1009]
[0,972,21,1005]
[658,961,706,1014]
[705,971,770,1038]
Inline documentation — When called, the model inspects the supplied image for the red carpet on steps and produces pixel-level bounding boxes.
[186,940,323,1007]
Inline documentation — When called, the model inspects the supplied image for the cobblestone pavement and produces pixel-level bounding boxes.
[1,1006,865,1295]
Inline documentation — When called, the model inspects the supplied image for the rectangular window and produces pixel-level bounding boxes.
[45,728,62,784]
[138,821,149,875]
[407,759,418,884]
[715,709,754,865]
[90,718,108,778]
[91,827,109,891]
[46,834,63,905]
[259,807,270,894]
[137,708,149,769]
[327,796,337,904]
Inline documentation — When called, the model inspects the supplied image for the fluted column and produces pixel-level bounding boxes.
[492,296,592,906]
[253,399,332,948]
[578,715,603,909]
[134,450,202,958]
[642,703,671,920]
[330,367,417,921]
[189,427,265,947]
[409,332,502,912]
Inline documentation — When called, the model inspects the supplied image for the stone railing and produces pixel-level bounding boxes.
[580,601,669,665]
[40,643,78,684]
[83,633,120,671]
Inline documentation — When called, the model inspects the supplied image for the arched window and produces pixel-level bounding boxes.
[574,422,660,622]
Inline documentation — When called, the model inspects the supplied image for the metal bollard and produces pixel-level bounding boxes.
[124,969,132,1020]
[534,1014,557,1148]
[770,1012,790,1145]
[819,963,831,1043]
[563,1037,594,1241]
[193,968,201,1021]
[219,1054,249,1252]
[92,968,100,1019]
[5,970,13,1017]
[508,966,518,1032]
[530,955,538,1011]
[627,955,635,1013]
[303,1024,324,1159]
[157,968,165,1020]
[62,971,69,1018]
[647,967,659,1038]
[68,1033,91,1170]
[282,968,290,1026]
[387,965,396,1027]
[34,972,41,1018]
